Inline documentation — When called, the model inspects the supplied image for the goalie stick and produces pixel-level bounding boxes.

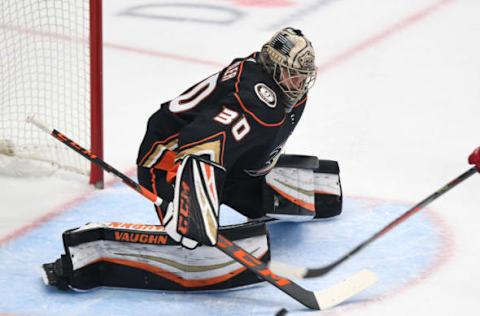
[270,166,479,279]
[27,115,378,310]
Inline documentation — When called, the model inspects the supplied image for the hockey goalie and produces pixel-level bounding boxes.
[42,27,343,292]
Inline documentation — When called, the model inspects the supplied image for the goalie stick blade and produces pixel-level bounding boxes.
[273,269,377,314]
[314,269,378,310]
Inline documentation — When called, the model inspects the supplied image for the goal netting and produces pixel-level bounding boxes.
[0,0,103,186]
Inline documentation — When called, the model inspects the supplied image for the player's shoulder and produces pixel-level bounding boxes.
[220,52,287,127]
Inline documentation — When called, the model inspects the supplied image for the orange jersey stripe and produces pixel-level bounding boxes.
[138,133,179,166]
[153,150,177,171]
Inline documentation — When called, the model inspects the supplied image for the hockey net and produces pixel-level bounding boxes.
[0,0,103,186]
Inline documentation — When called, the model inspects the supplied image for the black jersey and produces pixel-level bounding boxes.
[137,52,307,183]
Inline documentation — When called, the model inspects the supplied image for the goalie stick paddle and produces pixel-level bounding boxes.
[270,166,479,279]
[27,115,378,310]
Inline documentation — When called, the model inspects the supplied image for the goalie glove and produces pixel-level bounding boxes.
[164,155,225,249]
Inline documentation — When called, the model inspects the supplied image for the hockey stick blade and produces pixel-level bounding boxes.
[314,269,377,309]
[269,166,479,279]
[28,116,378,310]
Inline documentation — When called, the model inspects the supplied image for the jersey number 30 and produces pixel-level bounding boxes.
[214,107,250,141]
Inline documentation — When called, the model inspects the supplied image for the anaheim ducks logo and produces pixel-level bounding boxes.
[254,83,277,108]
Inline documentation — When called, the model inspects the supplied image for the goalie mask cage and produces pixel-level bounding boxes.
[0,0,104,187]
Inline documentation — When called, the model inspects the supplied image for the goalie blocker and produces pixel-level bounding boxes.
[164,155,226,249]
[41,221,270,292]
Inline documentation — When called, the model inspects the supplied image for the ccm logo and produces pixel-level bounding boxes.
[177,181,191,234]
[217,236,290,287]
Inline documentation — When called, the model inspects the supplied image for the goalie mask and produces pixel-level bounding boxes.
[260,27,317,112]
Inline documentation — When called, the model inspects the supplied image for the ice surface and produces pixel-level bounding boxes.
[0,184,448,315]
[1,0,480,315]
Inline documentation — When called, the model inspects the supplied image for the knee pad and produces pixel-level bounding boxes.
[263,154,342,221]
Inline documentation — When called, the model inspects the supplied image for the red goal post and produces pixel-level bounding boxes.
[89,0,104,188]
[0,0,104,187]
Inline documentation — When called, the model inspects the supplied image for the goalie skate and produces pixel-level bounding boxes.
[41,257,69,290]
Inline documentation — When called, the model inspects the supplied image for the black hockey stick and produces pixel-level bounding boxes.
[27,115,378,310]
[270,166,479,279]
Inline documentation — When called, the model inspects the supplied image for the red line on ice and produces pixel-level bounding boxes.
[104,42,224,68]
[0,168,137,246]
[104,0,453,74]
[0,0,451,72]
[316,0,453,75]
[326,195,455,316]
